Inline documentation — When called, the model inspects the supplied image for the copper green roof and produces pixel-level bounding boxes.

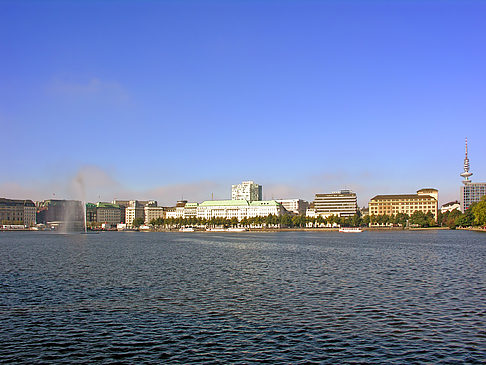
[96,202,120,209]
[185,202,199,207]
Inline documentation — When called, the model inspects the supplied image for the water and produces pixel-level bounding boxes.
[1,230,485,363]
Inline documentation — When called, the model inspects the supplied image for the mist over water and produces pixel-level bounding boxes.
[1,231,485,362]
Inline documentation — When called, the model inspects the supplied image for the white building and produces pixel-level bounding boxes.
[126,206,144,227]
[183,202,199,218]
[275,199,309,215]
[231,181,262,201]
[196,200,286,220]
[440,201,461,214]
[314,190,358,217]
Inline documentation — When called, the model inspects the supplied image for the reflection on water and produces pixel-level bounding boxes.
[0,231,485,362]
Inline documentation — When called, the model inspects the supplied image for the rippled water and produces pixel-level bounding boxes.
[1,230,485,363]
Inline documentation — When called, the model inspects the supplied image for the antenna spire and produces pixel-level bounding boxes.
[460,137,473,184]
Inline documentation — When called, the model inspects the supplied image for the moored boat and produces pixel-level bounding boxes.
[339,227,363,233]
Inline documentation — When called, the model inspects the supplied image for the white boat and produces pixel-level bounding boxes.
[227,227,248,232]
[179,227,195,232]
[339,227,363,233]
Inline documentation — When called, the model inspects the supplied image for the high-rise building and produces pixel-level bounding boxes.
[314,190,358,217]
[231,181,262,201]
[460,138,486,212]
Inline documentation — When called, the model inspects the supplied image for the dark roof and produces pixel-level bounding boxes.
[370,194,434,201]
[0,198,35,207]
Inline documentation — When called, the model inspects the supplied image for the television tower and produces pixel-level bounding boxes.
[460,138,473,185]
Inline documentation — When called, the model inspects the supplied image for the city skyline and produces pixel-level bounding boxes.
[1,1,485,206]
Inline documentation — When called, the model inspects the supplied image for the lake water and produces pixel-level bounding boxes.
[1,230,485,363]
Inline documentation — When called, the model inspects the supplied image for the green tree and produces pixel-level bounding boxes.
[132,217,145,228]
[471,197,486,226]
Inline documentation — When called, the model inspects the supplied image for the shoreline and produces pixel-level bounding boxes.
[3,227,486,233]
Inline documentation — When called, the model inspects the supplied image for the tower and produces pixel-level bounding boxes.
[460,138,473,184]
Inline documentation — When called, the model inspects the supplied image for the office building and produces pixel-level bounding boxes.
[313,190,358,217]
[459,139,486,212]
[231,181,262,201]
[369,188,439,220]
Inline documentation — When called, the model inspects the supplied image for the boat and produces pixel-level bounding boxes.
[339,227,363,233]
[227,227,248,232]
[179,227,195,232]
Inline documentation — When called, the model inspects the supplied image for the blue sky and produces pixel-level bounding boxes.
[1,0,485,206]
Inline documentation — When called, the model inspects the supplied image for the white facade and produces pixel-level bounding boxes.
[197,200,285,220]
[126,206,144,227]
[276,199,309,215]
[440,201,461,213]
[231,181,262,201]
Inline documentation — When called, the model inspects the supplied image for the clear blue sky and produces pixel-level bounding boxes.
[1,0,485,206]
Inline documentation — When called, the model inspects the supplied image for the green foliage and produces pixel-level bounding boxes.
[132,217,145,227]
[471,197,486,226]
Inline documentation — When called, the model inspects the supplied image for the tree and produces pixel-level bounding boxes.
[132,217,145,228]
[471,196,486,226]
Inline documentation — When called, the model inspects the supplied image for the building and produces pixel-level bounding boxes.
[275,199,309,215]
[165,200,187,219]
[96,202,122,225]
[196,200,286,221]
[441,201,461,214]
[183,202,199,218]
[460,139,486,212]
[313,190,358,217]
[306,202,317,218]
[86,203,97,223]
[36,199,84,229]
[369,188,439,220]
[125,201,145,227]
[231,181,262,201]
[144,206,165,224]
[113,199,157,223]
[0,198,36,226]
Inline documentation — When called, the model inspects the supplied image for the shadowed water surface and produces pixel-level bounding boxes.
[1,231,485,363]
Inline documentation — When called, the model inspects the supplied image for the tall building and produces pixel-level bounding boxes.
[460,138,486,212]
[0,198,36,226]
[231,181,262,201]
[314,190,358,217]
[369,188,439,220]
